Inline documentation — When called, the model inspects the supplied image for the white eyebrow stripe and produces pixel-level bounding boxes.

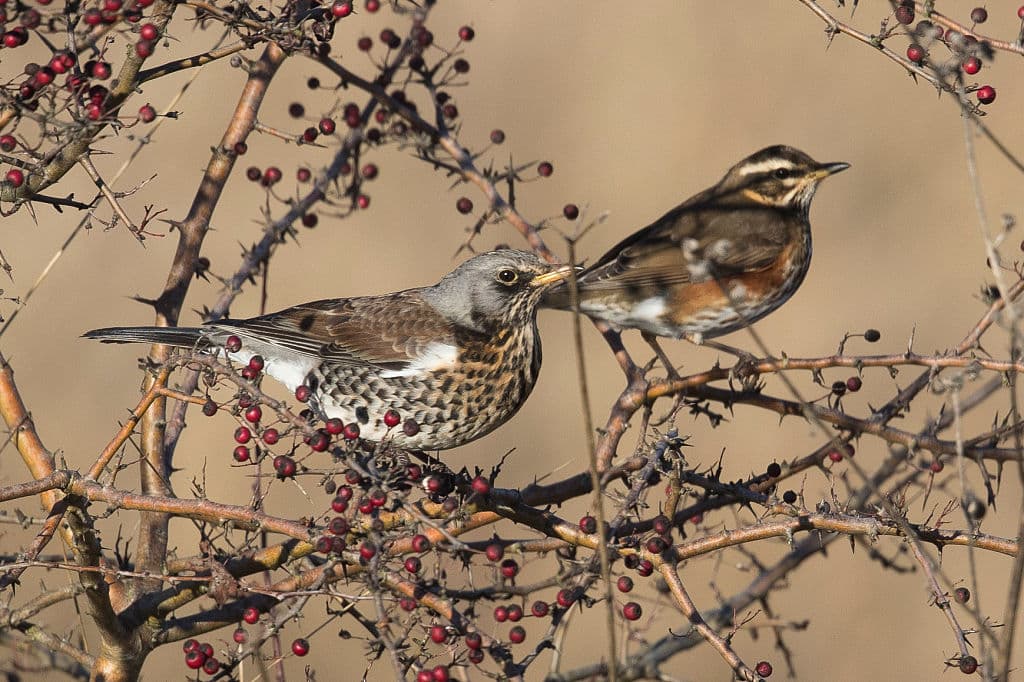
[737,158,796,176]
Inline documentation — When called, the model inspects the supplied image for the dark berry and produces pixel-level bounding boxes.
[453,58,470,73]
[357,36,373,51]
[766,462,782,478]
[782,490,798,504]
[404,556,421,573]
[970,7,987,23]
[537,161,553,177]
[579,515,597,533]
[846,376,862,392]
[954,587,971,604]
[490,129,505,144]
[403,418,420,436]
[563,203,579,220]
[959,656,978,674]
[456,196,473,214]
[863,329,881,342]
[755,660,773,677]
[459,26,475,41]
[831,380,847,396]
[895,3,914,24]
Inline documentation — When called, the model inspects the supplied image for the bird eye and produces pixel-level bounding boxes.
[773,168,792,179]
[496,269,519,285]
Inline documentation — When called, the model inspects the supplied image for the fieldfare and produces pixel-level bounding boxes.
[85,249,573,451]
[543,145,848,357]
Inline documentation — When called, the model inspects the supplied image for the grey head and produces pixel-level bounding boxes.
[421,249,572,332]
[715,145,850,211]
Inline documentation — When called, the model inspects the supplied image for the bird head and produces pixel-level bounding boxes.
[426,250,574,332]
[720,145,850,211]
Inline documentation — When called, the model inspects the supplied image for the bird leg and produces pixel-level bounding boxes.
[681,334,761,386]
[641,331,682,381]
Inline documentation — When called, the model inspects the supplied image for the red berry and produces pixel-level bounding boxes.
[563,203,580,220]
[494,606,508,622]
[637,559,654,577]
[509,625,526,643]
[295,384,311,402]
[183,639,200,653]
[135,40,154,58]
[485,540,505,561]
[470,475,490,495]
[308,430,330,452]
[331,0,352,17]
[468,649,484,664]
[400,597,417,611]
[411,534,430,552]
[291,637,309,656]
[895,3,914,24]
[357,36,373,51]
[579,515,597,533]
[645,536,667,554]
[139,22,159,40]
[365,0,380,11]
[622,602,642,621]
[531,600,549,618]
[357,497,374,515]
[504,604,522,622]
[977,85,996,104]
[337,485,353,501]
[465,632,482,649]
[5,169,24,188]
[459,25,475,41]
[331,496,348,513]
[324,418,344,435]
[302,127,318,143]
[234,426,252,444]
[138,103,156,122]
[274,455,296,478]
[652,514,671,536]
[500,558,519,579]
[184,650,205,669]
[343,423,360,440]
[244,405,262,423]
[242,606,260,624]
[233,628,247,644]
[960,656,978,674]
[226,335,242,352]
[617,576,634,593]
[970,7,987,23]
[357,194,370,209]
[755,660,773,677]
[490,129,505,144]
[846,376,862,392]
[0,135,15,152]
[199,643,214,658]
[429,624,446,643]
[962,57,981,75]
[404,556,421,573]
[359,541,377,560]
[416,672,432,682]
[1019,6,1024,20]
[556,588,575,608]
[202,657,220,674]
[232,445,250,462]
[537,161,553,177]
[262,167,282,185]
[361,163,379,180]
[262,427,279,445]
[383,409,401,427]
[906,44,925,63]
[456,197,473,214]
[929,459,944,473]
[431,666,449,682]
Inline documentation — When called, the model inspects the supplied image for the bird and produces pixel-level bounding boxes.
[85,249,573,451]
[542,145,849,363]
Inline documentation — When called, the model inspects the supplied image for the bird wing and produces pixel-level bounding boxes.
[208,292,461,370]
[577,197,792,291]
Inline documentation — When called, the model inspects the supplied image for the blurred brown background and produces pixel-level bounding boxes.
[3,1,1024,679]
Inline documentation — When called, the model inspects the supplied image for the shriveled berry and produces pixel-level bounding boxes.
[959,656,978,674]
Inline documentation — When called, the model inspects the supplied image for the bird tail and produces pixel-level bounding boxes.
[82,326,206,348]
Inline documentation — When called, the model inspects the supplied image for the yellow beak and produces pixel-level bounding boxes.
[532,264,580,287]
